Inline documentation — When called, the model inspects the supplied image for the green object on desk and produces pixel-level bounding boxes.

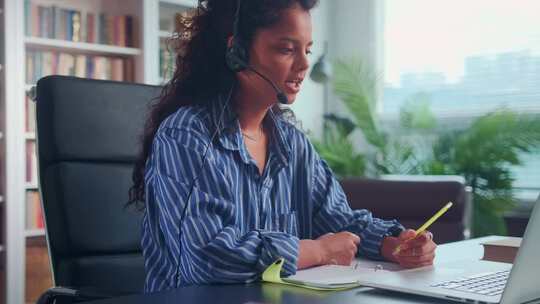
[262,258,361,291]
[262,259,287,283]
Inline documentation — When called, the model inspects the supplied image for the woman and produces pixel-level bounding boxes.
[128,0,437,293]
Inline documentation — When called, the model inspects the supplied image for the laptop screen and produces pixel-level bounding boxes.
[500,196,540,304]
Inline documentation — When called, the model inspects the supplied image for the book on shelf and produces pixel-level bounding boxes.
[26,50,133,83]
[26,191,44,230]
[26,95,36,133]
[481,237,521,264]
[72,11,82,42]
[24,0,135,47]
[100,13,108,45]
[26,141,38,185]
[87,12,95,43]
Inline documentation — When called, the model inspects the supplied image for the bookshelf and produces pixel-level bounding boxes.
[23,229,45,238]
[25,37,142,56]
[23,0,144,223]
[24,184,38,190]
[24,133,35,140]
[2,0,201,302]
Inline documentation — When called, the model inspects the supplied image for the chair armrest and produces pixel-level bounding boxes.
[36,287,112,304]
[340,177,467,219]
[339,176,471,243]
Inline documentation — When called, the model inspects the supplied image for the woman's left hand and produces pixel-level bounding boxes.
[381,229,437,268]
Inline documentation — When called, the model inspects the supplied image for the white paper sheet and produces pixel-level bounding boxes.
[283,258,404,287]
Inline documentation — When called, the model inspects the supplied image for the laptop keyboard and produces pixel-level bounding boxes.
[430,270,510,297]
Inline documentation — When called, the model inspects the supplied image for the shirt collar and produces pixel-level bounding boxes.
[208,94,291,166]
[266,108,292,166]
[208,94,241,151]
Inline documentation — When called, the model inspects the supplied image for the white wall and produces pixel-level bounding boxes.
[291,0,383,139]
[290,0,329,139]
[328,0,384,114]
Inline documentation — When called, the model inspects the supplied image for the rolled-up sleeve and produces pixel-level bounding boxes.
[149,127,299,286]
[308,143,404,260]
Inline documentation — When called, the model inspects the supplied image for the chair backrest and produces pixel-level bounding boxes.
[35,76,161,295]
[340,176,471,244]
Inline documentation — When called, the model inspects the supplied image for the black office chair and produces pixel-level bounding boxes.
[35,76,161,303]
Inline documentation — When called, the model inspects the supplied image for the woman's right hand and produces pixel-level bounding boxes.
[297,231,360,269]
[316,231,361,266]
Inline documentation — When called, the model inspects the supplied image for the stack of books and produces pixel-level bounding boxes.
[481,237,522,264]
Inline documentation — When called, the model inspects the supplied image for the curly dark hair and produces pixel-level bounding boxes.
[127,0,319,209]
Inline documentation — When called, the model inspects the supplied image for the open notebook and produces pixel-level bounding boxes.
[262,257,404,291]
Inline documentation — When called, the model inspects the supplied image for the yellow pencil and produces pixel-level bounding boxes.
[393,202,453,255]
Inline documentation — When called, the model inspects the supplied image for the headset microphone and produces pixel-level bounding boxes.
[225,0,289,105]
[245,66,289,105]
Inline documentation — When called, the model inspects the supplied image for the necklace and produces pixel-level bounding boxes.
[242,126,264,142]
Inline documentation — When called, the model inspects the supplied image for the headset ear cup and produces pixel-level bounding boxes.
[226,39,249,72]
[236,39,248,63]
[225,47,245,72]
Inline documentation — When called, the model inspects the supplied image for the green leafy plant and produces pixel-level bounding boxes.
[312,58,425,177]
[312,57,540,237]
[312,114,366,178]
[424,110,540,236]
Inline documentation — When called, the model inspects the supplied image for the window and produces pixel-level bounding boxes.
[382,0,540,198]
[383,0,540,117]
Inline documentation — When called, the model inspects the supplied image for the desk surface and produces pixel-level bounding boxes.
[84,236,502,304]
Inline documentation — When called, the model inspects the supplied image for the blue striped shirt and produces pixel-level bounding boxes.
[141,95,404,293]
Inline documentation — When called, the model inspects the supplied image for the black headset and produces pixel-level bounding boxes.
[225,0,249,72]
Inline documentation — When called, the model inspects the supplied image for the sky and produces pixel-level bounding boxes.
[384,0,540,86]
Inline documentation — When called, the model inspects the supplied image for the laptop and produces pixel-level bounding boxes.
[354,196,540,304]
